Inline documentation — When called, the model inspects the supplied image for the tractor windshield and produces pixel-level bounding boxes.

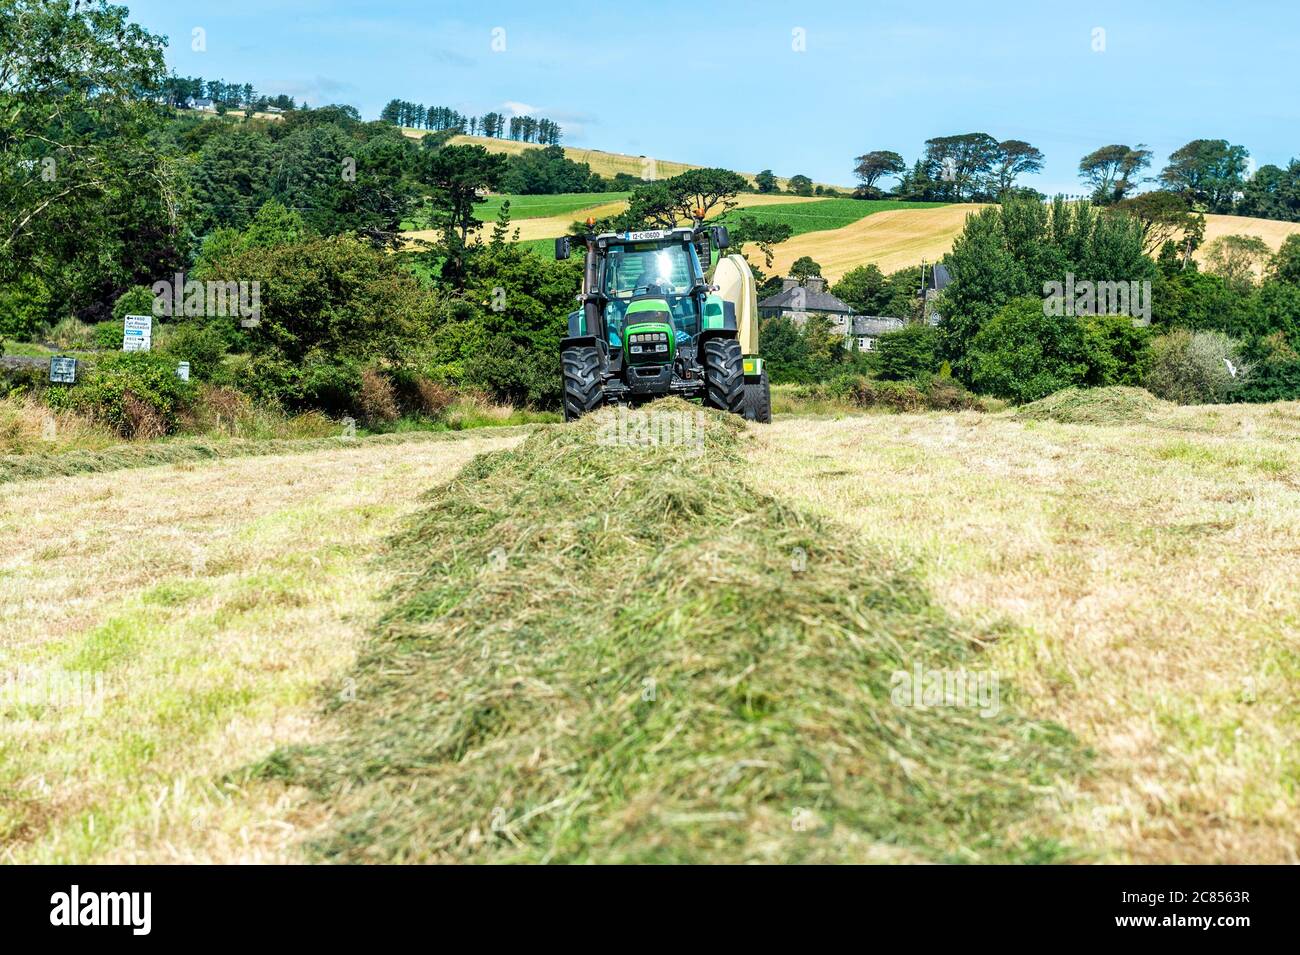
[602,242,697,297]
[601,241,702,347]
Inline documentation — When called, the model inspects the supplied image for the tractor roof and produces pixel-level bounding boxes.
[592,226,696,243]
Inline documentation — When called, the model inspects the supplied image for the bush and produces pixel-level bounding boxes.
[92,320,123,350]
[876,324,940,380]
[966,298,1109,403]
[47,317,96,350]
[1144,329,1247,404]
[160,322,229,381]
[56,352,196,437]
[811,374,982,412]
[111,286,157,325]
[358,366,400,425]
[205,235,438,410]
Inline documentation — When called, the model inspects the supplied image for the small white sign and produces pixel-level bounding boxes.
[123,314,152,352]
[176,361,190,382]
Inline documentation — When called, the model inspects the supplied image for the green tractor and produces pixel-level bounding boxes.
[555,220,771,422]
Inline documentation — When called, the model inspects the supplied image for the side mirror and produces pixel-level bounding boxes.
[711,225,730,250]
[555,236,570,261]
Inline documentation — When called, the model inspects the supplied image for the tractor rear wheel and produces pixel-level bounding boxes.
[702,337,745,416]
[742,369,772,423]
[561,345,603,421]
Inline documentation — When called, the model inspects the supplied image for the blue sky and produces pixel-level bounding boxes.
[128,0,1298,194]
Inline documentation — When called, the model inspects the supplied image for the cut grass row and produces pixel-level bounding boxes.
[0,424,545,486]
[256,400,1083,863]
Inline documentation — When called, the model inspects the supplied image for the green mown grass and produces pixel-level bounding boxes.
[475,192,629,222]
[720,198,949,238]
[256,399,1084,863]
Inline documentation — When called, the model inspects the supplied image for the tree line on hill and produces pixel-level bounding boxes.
[850,134,1300,223]
[379,100,562,144]
[158,74,299,113]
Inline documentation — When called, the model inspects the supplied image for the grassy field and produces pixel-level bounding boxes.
[4,393,1297,863]
[748,392,1300,863]
[0,429,524,862]
[255,402,1081,863]
[475,192,629,222]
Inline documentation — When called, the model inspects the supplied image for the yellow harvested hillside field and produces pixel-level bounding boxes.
[751,204,989,281]
[1196,213,1300,265]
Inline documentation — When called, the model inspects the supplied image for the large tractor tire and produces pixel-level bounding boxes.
[742,369,772,423]
[702,337,745,416]
[561,345,604,421]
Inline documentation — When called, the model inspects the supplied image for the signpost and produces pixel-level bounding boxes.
[123,314,152,352]
[176,361,190,382]
[49,356,77,384]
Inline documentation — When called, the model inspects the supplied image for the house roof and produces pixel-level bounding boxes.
[929,263,952,291]
[758,285,854,314]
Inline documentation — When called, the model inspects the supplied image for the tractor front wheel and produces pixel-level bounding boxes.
[742,369,772,423]
[561,345,604,421]
[702,337,745,416]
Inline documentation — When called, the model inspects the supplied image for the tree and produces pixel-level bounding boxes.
[790,256,822,281]
[1113,191,1202,256]
[503,146,596,195]
[754,169,778,193]
[1077,144,1151,203]
[876,324,940,381]
[417,144,509,285]
[831,265,890,314]
[189,127,277,232]
[1202,234,1272,291]
[1271,235,1300,285]
[1159,139,1249,213]
[618,169,747,229]
[204,234,438,410]
[0,0,176,321]
[1145,329,1246,404]
[853,151,906,194]
[1237,160,1300,222]
[993,140,1045,194]
[938,207,1030,367]
[922,133,1001,201]
[668,168,749,221]
[787,174,814,197]
[726,215,793,269]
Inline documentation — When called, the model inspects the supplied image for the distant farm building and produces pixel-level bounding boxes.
[758,276,915,350]
[758,277,853,323]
